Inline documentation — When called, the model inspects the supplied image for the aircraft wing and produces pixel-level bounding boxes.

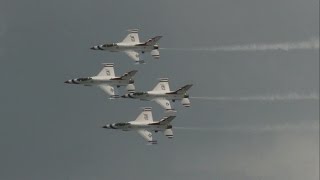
[137,129,157,144]
[124,50,141,62]
[98,84,119,99]
[153,98,172,110]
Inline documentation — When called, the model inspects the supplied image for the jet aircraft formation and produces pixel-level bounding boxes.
[65,29,192,144]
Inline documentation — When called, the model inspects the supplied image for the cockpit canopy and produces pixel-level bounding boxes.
[103,43,117,47]
[115,122,130,126]
[77,77,92,82]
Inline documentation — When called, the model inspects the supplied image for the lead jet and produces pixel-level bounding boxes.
[64,63,137,99]
[90,29,162,64]
[121,78,193,110]
[102,107,176,144]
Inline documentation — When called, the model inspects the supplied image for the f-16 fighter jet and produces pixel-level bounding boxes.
[90,29,162,64]
[102,107,176,144]
[121,78,193,110]
[64,63,137,99]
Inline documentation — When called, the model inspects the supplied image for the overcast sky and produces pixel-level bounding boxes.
[0,0,319,180]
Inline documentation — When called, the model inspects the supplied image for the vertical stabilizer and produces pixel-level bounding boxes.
[152,78,170,92]
[122,29,140,43]
[133,107,153,123]
[97,63,115,77]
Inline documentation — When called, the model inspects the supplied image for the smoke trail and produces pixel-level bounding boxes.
[174,121,319,133]
[162,37,319,52]
[191,93,319,102]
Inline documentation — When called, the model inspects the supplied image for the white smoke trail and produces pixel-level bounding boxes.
[191,93,319,102]
[174,121,319,133]
[162,37,319,52]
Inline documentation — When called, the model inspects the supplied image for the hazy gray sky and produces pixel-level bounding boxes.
[0,0,318,180]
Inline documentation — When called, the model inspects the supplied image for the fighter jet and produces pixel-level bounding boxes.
[90,29,162,64]
[64,63,137,99]
[121,78,193,110]
[102,107,176,144]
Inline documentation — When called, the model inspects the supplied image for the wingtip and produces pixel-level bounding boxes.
[135,60,145,65]
[127,29,139,33]
[147,140,158,145]
[109,95,120,99]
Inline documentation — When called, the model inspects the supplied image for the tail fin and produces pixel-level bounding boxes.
[122,29,140,43]
[154,116,176,125]
[133,107,153,123]
[168,84,193,94]
[144,36,162,46]
[119,70,138,80]
[150,110,176,125]
[97,63,115,77]
[152,78,170,92]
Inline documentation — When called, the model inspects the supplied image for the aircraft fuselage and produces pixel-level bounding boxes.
[123,91,188,101]
[65,76,133,86]
[103,121,172,131]
[91,43,158,52]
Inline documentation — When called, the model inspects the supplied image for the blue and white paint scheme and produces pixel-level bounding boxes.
[64,63,137,99]
[90,29,162,64]
[121,78,193,110]
[103,107,176,145]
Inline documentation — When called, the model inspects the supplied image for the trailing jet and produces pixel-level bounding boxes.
[90,29,162,64]
[121,78,193,110]
[102,107,176,144]
[64,63,137,99]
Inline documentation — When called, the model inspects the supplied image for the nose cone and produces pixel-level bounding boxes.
[121,95,127,98]
[102,125,108,129]
[64,80,71,84]
[90,45,105,50]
